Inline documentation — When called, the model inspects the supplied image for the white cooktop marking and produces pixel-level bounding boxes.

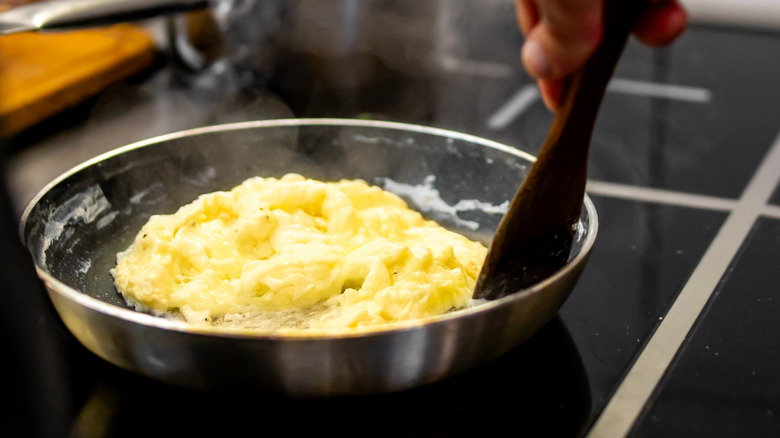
[487,78,711,131]
[683,0,780,31]
[437,55,516,79]
[586,180,736,211]
[486,84,540,130]
[588,126,780,437]
[607,78,712,102]
[764,204,780,219]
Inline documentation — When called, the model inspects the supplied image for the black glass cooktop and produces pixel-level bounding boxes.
[2,5,780,437]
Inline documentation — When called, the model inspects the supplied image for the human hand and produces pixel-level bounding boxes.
[516,0,688,111]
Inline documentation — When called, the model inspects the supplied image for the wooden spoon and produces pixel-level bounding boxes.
[472,0,646,300]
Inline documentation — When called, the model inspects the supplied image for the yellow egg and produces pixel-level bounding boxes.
[110,173,488,332]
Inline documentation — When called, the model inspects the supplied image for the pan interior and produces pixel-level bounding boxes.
[22,120,592,319]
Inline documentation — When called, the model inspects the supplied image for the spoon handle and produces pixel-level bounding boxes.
[473,0,646,299]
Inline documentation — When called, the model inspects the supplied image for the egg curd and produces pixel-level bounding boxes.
[111,173,488,333]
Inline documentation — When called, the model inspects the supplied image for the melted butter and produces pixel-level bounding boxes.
[111,173,487,332]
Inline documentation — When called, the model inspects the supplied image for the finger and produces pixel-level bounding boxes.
[538,78,565,112]
[634,0,688,47]
[521,0,603,80]
[515,0,540,35]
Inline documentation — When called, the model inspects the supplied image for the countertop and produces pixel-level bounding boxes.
[2,3,780,437]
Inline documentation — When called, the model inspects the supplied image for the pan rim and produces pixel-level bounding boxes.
[21,117,598,341]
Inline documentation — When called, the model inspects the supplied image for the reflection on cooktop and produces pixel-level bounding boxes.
[13,314,591,437]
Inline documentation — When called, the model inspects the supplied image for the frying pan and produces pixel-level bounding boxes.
[20,119,597,396]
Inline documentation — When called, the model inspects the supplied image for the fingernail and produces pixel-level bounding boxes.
[522,40,552,78]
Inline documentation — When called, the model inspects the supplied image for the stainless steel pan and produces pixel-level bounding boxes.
[20,119,597,396]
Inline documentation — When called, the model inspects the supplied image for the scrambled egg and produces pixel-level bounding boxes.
[111,173,487,332]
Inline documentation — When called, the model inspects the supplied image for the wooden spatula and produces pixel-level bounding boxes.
[473,0,645,300]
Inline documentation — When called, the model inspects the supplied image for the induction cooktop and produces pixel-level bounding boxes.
[2,4,780,437]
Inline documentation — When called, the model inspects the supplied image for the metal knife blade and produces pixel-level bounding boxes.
[0,0,208,36]
[0,20,35,36]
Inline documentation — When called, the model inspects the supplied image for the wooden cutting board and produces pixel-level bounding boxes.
[0,24,158,136]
